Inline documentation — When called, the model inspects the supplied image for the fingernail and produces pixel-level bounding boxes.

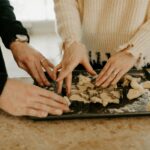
[40,82,43,86]
[55,109,63,115]
[63,97,71,106]
[41,112,48,117]
[95,82,99,86]
[47,82,50,86]
[64,107,70,112]
[53,74,57,81]
[101,85,105,88]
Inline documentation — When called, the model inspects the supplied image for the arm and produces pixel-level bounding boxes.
[0,49,8,95]
[0,49,69,117]
[0,0,29,49]
[54,0,96,95]
[96,3,150,88]
[0,0,56,87]
[116,2,150,69]
[54,0,82,46]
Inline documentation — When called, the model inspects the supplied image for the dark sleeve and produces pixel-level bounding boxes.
[0,0,29,49]
[0,48,8,95]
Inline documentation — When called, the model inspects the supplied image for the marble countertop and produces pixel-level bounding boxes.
[0,78,150,150]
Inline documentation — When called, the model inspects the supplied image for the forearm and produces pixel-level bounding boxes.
[0,0,29,49]
[116,19,150,69]
[54,0,82,45]
[0,49,8,95]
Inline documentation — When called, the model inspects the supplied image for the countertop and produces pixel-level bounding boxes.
[0,78,150,150]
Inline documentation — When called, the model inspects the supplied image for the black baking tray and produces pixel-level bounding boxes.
[31,67,150,120]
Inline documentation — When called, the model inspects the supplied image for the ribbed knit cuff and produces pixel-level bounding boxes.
[60,39,81,51]
[116,42,145,69]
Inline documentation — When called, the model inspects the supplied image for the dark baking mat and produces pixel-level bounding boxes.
[31,67,150,120]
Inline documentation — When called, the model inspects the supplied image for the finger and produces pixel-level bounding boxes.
[25,108,48,118]
[57,80,63,94]
[37,97,69,112]
[65,73,72,96]
[18,62,34,78]
[56,61,78,82]
[53,63,62,80]
[28,102,65,115]
[18,62,28,71]
[36,62,50,86]
[35,86,67,105]
[41,60,56,81]
[82,59,97,76]
[26,62,44,86]
[96,61,111,82]
[96,65,114,86]
[111,70,125,85]
[54,63,62,73]
[101,69,120,88]
[47,60,54,68]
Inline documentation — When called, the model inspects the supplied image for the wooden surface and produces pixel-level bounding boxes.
[0,78,150,150]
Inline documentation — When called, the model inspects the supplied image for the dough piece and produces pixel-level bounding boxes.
[69,94,89,103]
[87,89,98,97]
[91,96,102,103]
[71,89,80,95]
[77,82,94,92]
[78,74,91,85]
[79,93,89,100]
[76,85,88,92]
[64,96,71,106]
[100,92,119,107]
[127,89,145,100]
[124,74,133,81]
[122,78,130,87]
[142,81,150,89]
[110,91,121,99]
[84,82,95,89]
[130,78,143,90]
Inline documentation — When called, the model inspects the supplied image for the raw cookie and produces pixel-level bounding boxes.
[100,92,120,107]
[78,74,91,85]
[110,91,121,99]
[142,81,150,89]
[91,96,103,103]
[64,96,71,106]
[79,92,90,100]
[127,88,145,100]
[87,89,98,97]
[130,78,143,90]
[69,94,90,103]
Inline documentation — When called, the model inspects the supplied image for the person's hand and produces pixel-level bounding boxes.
[10,41,55,87]
[54,42,96,95]
[96,50,137,88]
[0,79,69,117]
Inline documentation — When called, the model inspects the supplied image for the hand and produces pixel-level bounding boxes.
[0,79,69,117]
[96,50,137,87]
[54,42,96,95]
[10,41,55,87]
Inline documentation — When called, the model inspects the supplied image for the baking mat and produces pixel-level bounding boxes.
[31,67,150,120]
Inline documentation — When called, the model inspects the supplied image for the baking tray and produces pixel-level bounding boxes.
[31,67,150,120]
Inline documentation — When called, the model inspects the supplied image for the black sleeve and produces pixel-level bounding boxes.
[0,0,29,49]
[0,48,8,95]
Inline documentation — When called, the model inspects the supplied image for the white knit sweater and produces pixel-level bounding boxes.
[54,0,150,68]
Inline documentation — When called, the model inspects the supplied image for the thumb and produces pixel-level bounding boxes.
[82,59,97,76]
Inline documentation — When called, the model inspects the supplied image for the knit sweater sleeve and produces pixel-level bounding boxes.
[117,3,150,69]
[54,0,82,47]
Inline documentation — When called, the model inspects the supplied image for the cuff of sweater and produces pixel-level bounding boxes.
[60,39,81,51]
[1,21,29,49]
[116,43,144,69]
